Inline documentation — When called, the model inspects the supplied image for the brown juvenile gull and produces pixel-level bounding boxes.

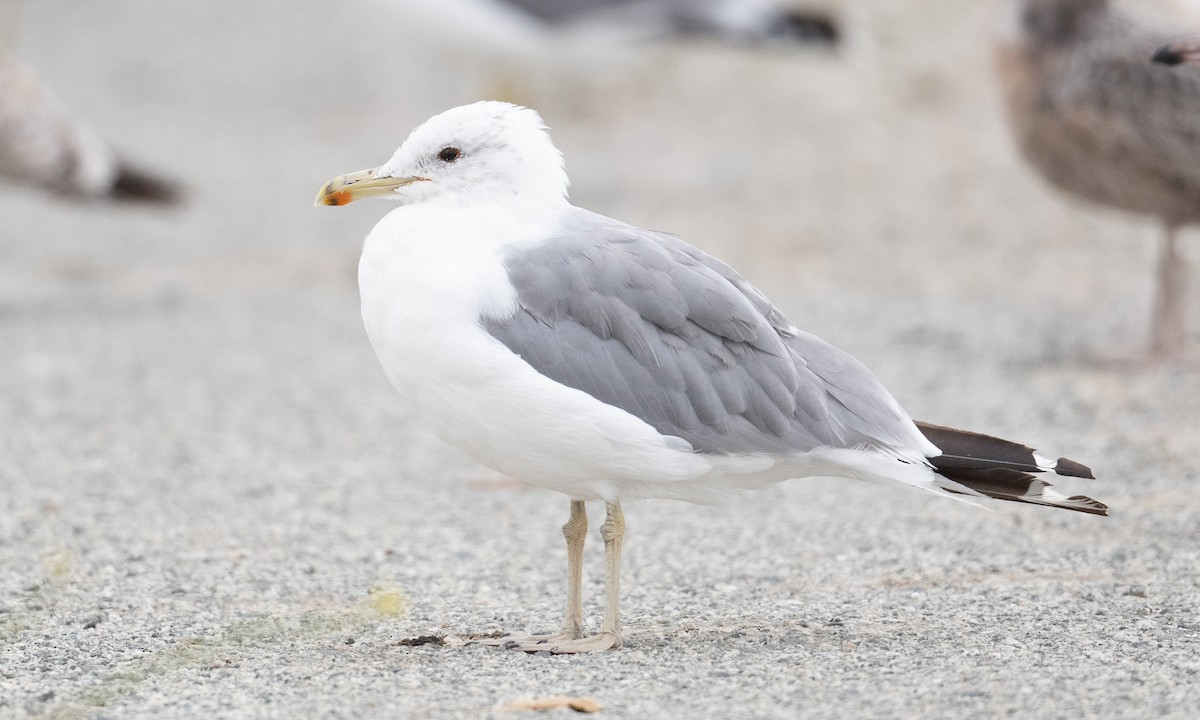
[316,101,1106,654]
[995,0,1199,359]
[0,60,178,203]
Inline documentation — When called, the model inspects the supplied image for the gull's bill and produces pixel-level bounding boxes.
[314,168,426,206]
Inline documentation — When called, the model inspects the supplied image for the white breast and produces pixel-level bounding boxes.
[356,204,713,501]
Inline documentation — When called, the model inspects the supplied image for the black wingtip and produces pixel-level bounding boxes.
[111,165,183,205]
[780,11,839,45]
[1152,44,1183,66]
[1067,496,1109,516]
[917,421,1106,515]
[1151,39,1200,67]
[1054,457,1095,480]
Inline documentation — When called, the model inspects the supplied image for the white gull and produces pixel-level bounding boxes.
[317,101,1105,653]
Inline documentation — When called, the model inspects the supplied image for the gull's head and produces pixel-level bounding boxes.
[316,101,568,209]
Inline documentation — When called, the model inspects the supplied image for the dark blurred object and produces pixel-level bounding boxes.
[0,61,180,204]
[505,0,838,47]
[995,0,1199,360]
[1152,36,1200,66]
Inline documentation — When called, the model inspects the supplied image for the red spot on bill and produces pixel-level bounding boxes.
[323,189,353,206]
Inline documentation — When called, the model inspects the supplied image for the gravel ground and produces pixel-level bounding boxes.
[2,1,1199,718]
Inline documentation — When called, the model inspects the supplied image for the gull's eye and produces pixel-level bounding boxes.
[437,147,462,163]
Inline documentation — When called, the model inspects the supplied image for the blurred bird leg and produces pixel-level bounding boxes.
[1150,225,1188,359]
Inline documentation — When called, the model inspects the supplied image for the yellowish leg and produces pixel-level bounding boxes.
[482,500,625,654]
[477,500,589,648]
[597,501,625,645]
[558,499,588,638]
[531,500,624,654]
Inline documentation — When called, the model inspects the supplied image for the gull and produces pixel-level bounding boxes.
[381,0,837,111]
[316,101,1106,653]
[392,0,838,52]
[0,23,178,203]
[995,0,1200,360]
[490,0,838,46]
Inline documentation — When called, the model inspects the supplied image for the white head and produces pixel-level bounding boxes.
[316,101,569,210]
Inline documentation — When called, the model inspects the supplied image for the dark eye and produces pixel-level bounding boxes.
[437,147,461,163]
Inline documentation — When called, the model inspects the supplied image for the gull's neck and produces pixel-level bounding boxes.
[417,192,570,227]
[367,195,572,262]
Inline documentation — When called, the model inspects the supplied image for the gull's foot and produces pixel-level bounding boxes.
[474,630,577,647]
[475,630,620,654]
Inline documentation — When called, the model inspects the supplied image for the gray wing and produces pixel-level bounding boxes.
[482,207,926,456]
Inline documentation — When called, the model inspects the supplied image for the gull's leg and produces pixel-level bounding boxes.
[531,501,624,654]
[478,500,588,648]
[1149,224,1188,359]
[559,499,588,638]
[491,501,625,654]
[596,500,625,645]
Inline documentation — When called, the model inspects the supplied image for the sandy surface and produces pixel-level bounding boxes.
[2,1,1199,718]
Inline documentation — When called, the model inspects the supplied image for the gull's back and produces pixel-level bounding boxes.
[483,206,936,461]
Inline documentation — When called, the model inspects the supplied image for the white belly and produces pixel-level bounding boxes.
[356,206,713,501]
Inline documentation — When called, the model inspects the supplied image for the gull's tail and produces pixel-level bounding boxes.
[675,6,839,48]
[916,422,1108,516]
[773,11,839,46]
[110,163,182,204]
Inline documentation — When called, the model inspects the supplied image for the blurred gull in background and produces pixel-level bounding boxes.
[488,0,838,46]
[384,0,837,104]
[0,61,179,204]
[0,1,178,203]
[395,0,837,49]
[995,0,1200,360]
